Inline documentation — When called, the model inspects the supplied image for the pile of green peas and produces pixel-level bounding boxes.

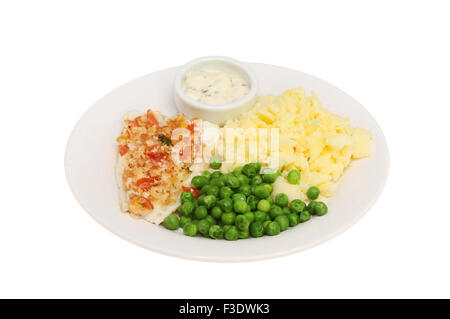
[163,159,329,240]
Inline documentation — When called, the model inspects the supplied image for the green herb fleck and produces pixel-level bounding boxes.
[158,134,172,146]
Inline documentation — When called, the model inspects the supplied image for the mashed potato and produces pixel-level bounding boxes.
[223,87,371,199]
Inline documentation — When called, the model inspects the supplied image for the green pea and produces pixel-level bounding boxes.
[246,195,258,211]
[251,175,263,185]
[275,193,289,207]
[177,201,195,216]
[290,199,306,213]
[265,195,274,205]
[238,229,250,239]
[232,193,246,202]
[208,225,223,239]
[263,183,273,194]
[225,175,240,189]
[197,195,206,206]
[180,216,192,228]
[194,206,208,219]
[191,219,200,226]
[200,185,210,195]
[232,166,243,176]
[233,199,248,214]
[223,225,233,234]
[206,215,216,226]
[218,178,227,188]
[237,174,250,185]
[191,176,207,189]
[224,226,239,240]
[249,162,262,174]
[265,221,281,236]
[242,164,257,178]
[221,212,236,225]
[282,207,291,215]
[210,171,222,179]
[299,210,311,222]
[275,215,289,231]
[201,170,212,181]
[288,213,300,227]
[209,156,222,169]
[254,210,268,223]
[181,191,194,203]
[307,186,320,200]
[287,169,301,184]
[203,195,217,209]
[209,178,223,188]
[235,215,250,231]
[307,201,318,214]
[254,185,269,199]
[197,219,211,236]
[206,185,219,197]
[183,223,197,236]
[262,172,278,184]
[210,206,223,219]
[243,211,255,223]
[219,186,233,199]
[314,201,328,216]
[219,174,228,183]
[219,198,233,212]
[269,206,283,219]
[239,184,252,196]
[257,199,271,212]
[163,214,180,230]
[207,177,220,189]
[250,221,264,237]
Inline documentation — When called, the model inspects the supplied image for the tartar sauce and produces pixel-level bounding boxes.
[182,69,249,105]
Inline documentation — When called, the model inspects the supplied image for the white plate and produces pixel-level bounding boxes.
[65,63,389,262]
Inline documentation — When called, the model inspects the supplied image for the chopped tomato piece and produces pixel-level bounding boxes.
[127,118,141,127]
[146,110,159,127]
[147,151,167,162]
[182,186,190,192]
[192,188,200,200]
[145,145,167,162]
[118,144,129,156]
[182,186,200,200]
[135,196,154,210]
[188,122,195,134]
[136,177,157,190]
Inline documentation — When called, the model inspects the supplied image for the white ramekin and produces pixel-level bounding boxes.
[174,56,258,125]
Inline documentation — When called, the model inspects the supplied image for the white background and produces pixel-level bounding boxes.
[1,0,449,298]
